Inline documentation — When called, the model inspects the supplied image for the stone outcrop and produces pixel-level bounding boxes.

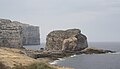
[12,21,40,45]
[0,19,40,48]
[0,19,23,48]
[45,29,88,51]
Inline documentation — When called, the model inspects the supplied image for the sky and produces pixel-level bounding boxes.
[0,0,120,42]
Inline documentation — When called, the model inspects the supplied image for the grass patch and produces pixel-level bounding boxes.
[12,62,55,69]
[0,62,55,69]
[27,62,55,69]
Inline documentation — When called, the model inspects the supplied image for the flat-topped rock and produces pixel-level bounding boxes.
[45,29,88,52]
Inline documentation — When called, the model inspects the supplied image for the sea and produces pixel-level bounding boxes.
[24,42,120,69]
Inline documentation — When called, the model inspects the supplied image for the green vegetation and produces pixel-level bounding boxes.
[0,62,55,69]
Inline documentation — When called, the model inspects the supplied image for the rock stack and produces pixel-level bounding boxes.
[46,29,88,52]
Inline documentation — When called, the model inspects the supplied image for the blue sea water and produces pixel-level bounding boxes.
[55,42,120,69]
[24,42,120,69]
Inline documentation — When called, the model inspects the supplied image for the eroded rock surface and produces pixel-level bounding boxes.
[46,29,88,51]
[0,19,23,48]
[0,19,40,48]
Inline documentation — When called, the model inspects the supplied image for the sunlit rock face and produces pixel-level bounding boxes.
[0,19,40,48]
[46,29,88,51]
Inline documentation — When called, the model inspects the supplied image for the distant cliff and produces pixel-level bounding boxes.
[46,29,88,51]
[0,19,40,48]
[12,21,40,45]
[22,25,40,45]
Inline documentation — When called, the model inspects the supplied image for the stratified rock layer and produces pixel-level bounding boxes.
[0,19,23,48]
[22,25,40,45]
[0,19,40,48]
[12,21,40,45]
[46,29,88,51]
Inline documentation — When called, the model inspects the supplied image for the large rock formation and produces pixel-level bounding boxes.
[0,19,23,48]
[0,19,40,48]
[22,25,40,45]
[12,21,40,45]
[46,29,88,51]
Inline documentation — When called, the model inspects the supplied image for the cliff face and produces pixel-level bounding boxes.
[0,19,40,48]
[46,29,88,51]
[0,19,23,48]
[12,21,40,45]
[22,25,40,45]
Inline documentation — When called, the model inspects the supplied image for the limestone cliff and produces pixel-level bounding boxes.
[0,19,40,48]
[12,21,40,45]
[0,19,23,48]
[45,29,88,51]
[22,25,40,45]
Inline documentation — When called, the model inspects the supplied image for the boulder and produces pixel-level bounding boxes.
[45,29,88,51]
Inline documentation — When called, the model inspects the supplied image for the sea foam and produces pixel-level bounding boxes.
[70,54,77,57]
[49,58,65,65]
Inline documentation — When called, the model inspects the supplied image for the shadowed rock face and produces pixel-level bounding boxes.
[12,21,40,45]
[22,25,40,45]
[45,29,88,51]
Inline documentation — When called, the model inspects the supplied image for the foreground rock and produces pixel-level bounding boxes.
[46,29,88,52]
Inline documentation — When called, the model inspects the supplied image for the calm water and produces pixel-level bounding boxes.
[56,42,120,69]
[24,42,120,69]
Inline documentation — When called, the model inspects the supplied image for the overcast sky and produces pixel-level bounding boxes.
[0,0,120,42]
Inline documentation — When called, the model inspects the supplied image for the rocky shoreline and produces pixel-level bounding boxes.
[0,46,116,69]
[22,28,116,62]
[22,47,116,62]
[0,23,116,69]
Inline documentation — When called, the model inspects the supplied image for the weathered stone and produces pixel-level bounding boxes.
[0,19,23,48]
[0,19,40,48]
[0,19,11,23]
[12,21,40,45]
[22,25,40,45]
[45,29,88,51]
